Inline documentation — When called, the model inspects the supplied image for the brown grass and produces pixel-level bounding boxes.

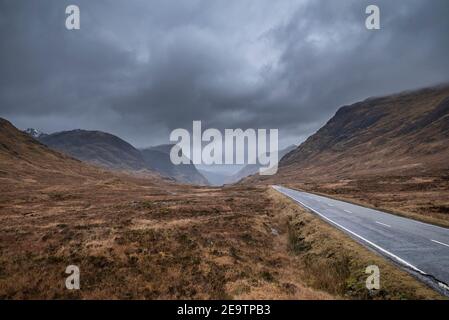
[0,171,444,299]
[282,172,449,228]
[0,169,335,299]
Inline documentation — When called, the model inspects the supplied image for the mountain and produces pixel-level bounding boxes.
[140,144,209,185]
[242,85,449,224]
[276,85,449,180]
[225,145,297,184]
[33,130,208,185]
[0,118,109,185]
[24,128,47,139]
[38,130,147,171]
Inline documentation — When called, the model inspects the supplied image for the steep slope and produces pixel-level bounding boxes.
[38,130,147,171]
[140,144,209,185]
[246,85,449,224]
[0,118,115,188]
[255,85,449,182]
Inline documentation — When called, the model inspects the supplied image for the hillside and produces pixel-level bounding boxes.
[247,85,449,224]
[140,144,208,185]
[278,85,449,178]
[0,118,167,189]
[36,130,208,185]
[0,119,107,186]
[38,130,147,171]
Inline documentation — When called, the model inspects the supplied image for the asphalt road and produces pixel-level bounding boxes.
[272,185,449,294]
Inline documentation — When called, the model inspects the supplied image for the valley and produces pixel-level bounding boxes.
[1,85,448,299]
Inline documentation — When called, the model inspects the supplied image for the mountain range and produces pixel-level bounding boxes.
[30,129,208,185]
[39,130,147,171]
[15,84,449,200]
[0,118,114,186]
[25,128,293,186]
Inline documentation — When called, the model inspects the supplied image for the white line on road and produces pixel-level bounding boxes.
[273,186,427,275]
[344,209,353,214]
[328,204,334,207]
[431,239,449,248]
[375,221,391,228]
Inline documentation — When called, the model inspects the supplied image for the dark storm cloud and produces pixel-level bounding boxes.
[0,0,448,148]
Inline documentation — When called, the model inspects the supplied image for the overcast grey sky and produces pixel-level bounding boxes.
[1,0,449,149]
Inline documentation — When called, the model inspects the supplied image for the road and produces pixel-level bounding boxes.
[272,185,449,294]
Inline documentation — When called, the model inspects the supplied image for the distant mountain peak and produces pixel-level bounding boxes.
[24,128,47,139]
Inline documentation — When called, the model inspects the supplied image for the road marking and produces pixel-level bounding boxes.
[375,221,391,228]
[273,186,427,275]
[431,239,449,248]
[344,209,353,214]
[328,203,334,207]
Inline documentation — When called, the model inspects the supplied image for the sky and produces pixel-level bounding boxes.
[1,0,449,156]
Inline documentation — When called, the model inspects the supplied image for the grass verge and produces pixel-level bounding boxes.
[268,188,444,299]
